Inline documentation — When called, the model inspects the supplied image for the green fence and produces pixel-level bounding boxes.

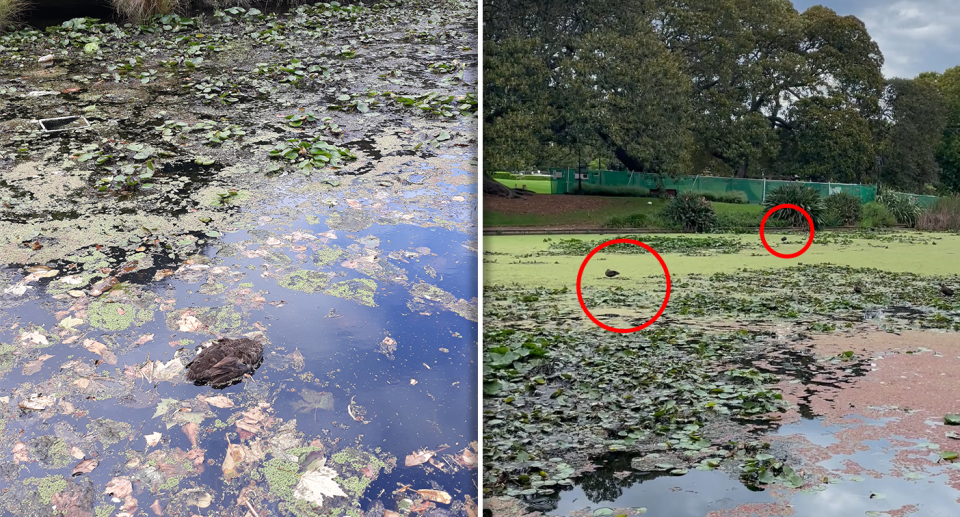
[548,168,899,205]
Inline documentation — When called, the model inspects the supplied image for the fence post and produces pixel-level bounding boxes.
[762,177,766,204]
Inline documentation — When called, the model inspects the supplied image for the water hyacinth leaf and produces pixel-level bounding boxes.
[941,451,959,460]
[946,414,960,425]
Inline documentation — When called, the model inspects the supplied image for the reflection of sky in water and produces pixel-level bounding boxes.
[0,215,477,512]
[550,418,960,517]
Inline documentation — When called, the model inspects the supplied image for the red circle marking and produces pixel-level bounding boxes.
[575,239,671,333]
[760,204,815,259]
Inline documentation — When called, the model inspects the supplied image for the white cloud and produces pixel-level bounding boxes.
[794,0,960,78]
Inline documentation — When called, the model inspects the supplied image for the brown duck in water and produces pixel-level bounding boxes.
[941,284,954,297]
[186,337,263,388]
[605,269,619,278]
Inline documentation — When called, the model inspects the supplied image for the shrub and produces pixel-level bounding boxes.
[575,184,651,197]
[0,0,28,32]
[860,202,897,228]
[491,172,513,180]
[876,189,922,227]
[110,0,182,23]
[762,184,826,228]
[661,193,717,233]
[917,195,960,231]
[603,212,650,229]
[824,192,862,226]
[686,190,748,204]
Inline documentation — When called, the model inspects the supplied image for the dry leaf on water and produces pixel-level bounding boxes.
[145,432,162,447]
[384,512,400,517]
[150,499,163,516]
[293,466,348,508]
[405,449,434,467]
[22,354,53,375]
[202,394,235,408]
[12,442,29,463]
[83,339,117,364]
[183,489,211,508]
[465,495,478,517]
[19,331,48,346]
[71,458,98,476]
[416,490,452,505]
[177,311,203,332]
[132,334,154,346]
[182,422,199,448]
[70,446,85,459]
[460,447,477,468]
[19,394,55,411]
[346,199,362,209]
[104,477,133,498]
[222,441,246,480]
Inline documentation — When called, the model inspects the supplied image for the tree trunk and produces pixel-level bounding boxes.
[483,171,524,198]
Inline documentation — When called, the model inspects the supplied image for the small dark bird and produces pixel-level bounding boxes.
[853,285,862,294]
[186,337,264,388]
[941,284,954,297]
[781,237,787,242]
[933,242,938,245]
[605,269,619,278]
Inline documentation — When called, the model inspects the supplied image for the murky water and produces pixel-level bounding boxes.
[0,0,478,515]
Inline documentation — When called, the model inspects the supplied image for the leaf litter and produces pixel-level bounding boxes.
[0,0,478,514]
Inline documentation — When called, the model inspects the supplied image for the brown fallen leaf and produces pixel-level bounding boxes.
[150,499,163,516]
[89,276,118,296]
[460,447,477,468]
[62,87,81,93]
[222,440,246,480]
[416,489,452,505]
[145,432,162,447]
[384,512,400,517]
[132,334,155,346]
[70,446,85,460]
[202,394,234,409]
[19,394,55,411]
[104,477,133,498]
[177,311,203,332]
[153,269,174,281]
[12,442,30,463]
[71,458,99,476]
[74,378,90,389]
[181,422,199,448]
[464,495,478,517]
[405,449,435,467]
[83,339,117,364]
[22,354,54,375]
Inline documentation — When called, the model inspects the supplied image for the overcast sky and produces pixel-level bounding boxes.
[792,0,960,78]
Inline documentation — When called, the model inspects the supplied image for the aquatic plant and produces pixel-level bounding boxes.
[661,192,718,233]
[110,0,182,24]
[763,184,826,229]
[0,0,28,33]
[824,191,863,226]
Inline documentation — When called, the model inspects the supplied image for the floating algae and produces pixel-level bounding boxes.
[325,279,377,307]
[312,246,345,267]
[408,281,477,321]
[88,300,154,331]
[326,210,375,232]
[279,270,333,293]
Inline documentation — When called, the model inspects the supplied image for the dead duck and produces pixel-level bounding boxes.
[186,337,263,388]
[605,269,619,278]
[941,284,954,297]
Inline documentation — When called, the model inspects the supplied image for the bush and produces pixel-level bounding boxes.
[860,202,897,228]
[0,0,28,32]
[491,172,513,179]
[824,192,862,226]
[575,184,651,197]
[686,190,748,204]
[603,212,650,229]
[111,0,182,24]
[917,195,960,231]
[876,189,922,227]
[762,184,826,228]
[661,193,717,233]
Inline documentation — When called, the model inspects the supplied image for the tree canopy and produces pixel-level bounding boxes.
[484,0,958,193]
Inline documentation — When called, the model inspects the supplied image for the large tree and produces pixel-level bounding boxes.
[877,78,948,191]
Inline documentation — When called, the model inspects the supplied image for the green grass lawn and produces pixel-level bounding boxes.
[484,195,763,227]
[494,178,553,194]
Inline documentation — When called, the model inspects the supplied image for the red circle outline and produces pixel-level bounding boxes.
[760,204,814,259]
[575,239,671,333]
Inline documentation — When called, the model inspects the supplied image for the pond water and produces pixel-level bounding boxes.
[0,0,478,515]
